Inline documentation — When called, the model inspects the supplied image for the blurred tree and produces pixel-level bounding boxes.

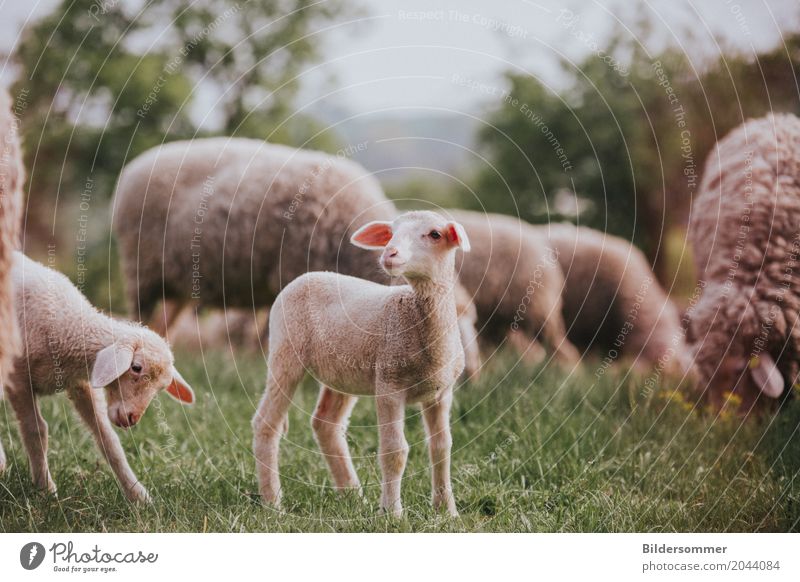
[473,25,800,286]
[8,0,347,230]
[6,0,349,308]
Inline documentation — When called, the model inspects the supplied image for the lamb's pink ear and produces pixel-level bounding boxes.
[165,367,195,405]
[445,222,471,252]
[350,221,393,250]
[749,353,784,398]
[91,344,134,388]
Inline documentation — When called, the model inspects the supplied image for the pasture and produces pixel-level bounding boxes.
[1,349,798,533]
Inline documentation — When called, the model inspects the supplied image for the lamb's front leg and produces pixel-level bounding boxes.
[67,383,150,503]
[375,392,408,517]
[422,388,457,516]
[7,384,56,494]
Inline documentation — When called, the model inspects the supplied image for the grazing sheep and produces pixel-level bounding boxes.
[448,210,581,365]
[112,138,481,373]
[252,211,470,517]
[1,252,195,501]
[687,114,800,410]
[113,138,403,329]
[547,223,689,375]
[0,89,23,474]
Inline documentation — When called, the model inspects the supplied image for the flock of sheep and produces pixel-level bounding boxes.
[1,85,798,516]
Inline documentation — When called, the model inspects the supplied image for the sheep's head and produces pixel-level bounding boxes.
[687,282,785,403]
[350,211,471,281]
[90,327,194,429]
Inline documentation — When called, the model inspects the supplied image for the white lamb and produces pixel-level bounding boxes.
[252,211,470,517]
[0,252,195,502]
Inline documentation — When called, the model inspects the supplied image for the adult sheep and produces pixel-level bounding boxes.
[687,114,800,411]
[112,138,481,374]
[447,209,580,366]
[113,138,394,330]
[0,89,23,390]
[547,223,689,376]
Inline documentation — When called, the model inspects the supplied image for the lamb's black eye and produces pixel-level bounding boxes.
[429,230,441,240]
[131,363,143,374]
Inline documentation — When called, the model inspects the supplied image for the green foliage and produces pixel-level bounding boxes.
[473,29,800,279]
[1,349,797,532]
[7,0,349,297]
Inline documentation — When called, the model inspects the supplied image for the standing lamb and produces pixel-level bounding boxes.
[252,211,470,517]
[447,209,580,365]
[1,252,195,501]
[0,89,23,390]
[687,113,800,410]
[112,138,481,374]
[547,223,690,376]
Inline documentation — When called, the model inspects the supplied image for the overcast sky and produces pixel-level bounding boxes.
[1,0,798,116]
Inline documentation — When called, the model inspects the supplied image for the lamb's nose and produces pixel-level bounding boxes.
[385,247,399,258]
[127,412,140,427]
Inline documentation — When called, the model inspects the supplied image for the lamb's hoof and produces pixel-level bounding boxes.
[378,504,403,518]
[258,489,282,508]
[34,476,57,496]
[434,495,459,517]
[126,484,152,504]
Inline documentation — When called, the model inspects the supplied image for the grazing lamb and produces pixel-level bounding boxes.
[687,114,800,410]
[447,209,580,365]
[252,211,470,517]
[0,89,23,388]
[112,138,481,374]
[1,252,195,501]
[547,223,689,376]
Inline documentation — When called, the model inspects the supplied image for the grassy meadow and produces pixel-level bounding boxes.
[1,348,799,533]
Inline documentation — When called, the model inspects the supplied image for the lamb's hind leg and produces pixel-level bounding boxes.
[7,384,55,494]
[68,383,150,503]
[312,386,360,494]
[0,424,5,473]
[422,389,458,516]
[0,387,5,473]
[252,351,305,506]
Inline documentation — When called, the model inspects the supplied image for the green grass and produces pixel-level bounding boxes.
[1,349,799,532]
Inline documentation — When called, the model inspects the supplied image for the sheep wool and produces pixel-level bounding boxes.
[448,209,580,365]
[687,113,800,409]
[112,138,397,326]
[547,223,689,376]
[0,89,23,389]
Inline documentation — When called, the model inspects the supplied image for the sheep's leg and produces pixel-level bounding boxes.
[538,311,581,366]
[458,315,482,380]
[422,389,458,516]
[311,386,360,493]
[258,308,270,351]
[68,383,150,503]
[0,387,5,473]
[7,386,56,494]
[151,299,184,338]
[507,330,547,364]
[252,361,304,506]
[375,392,408,517]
